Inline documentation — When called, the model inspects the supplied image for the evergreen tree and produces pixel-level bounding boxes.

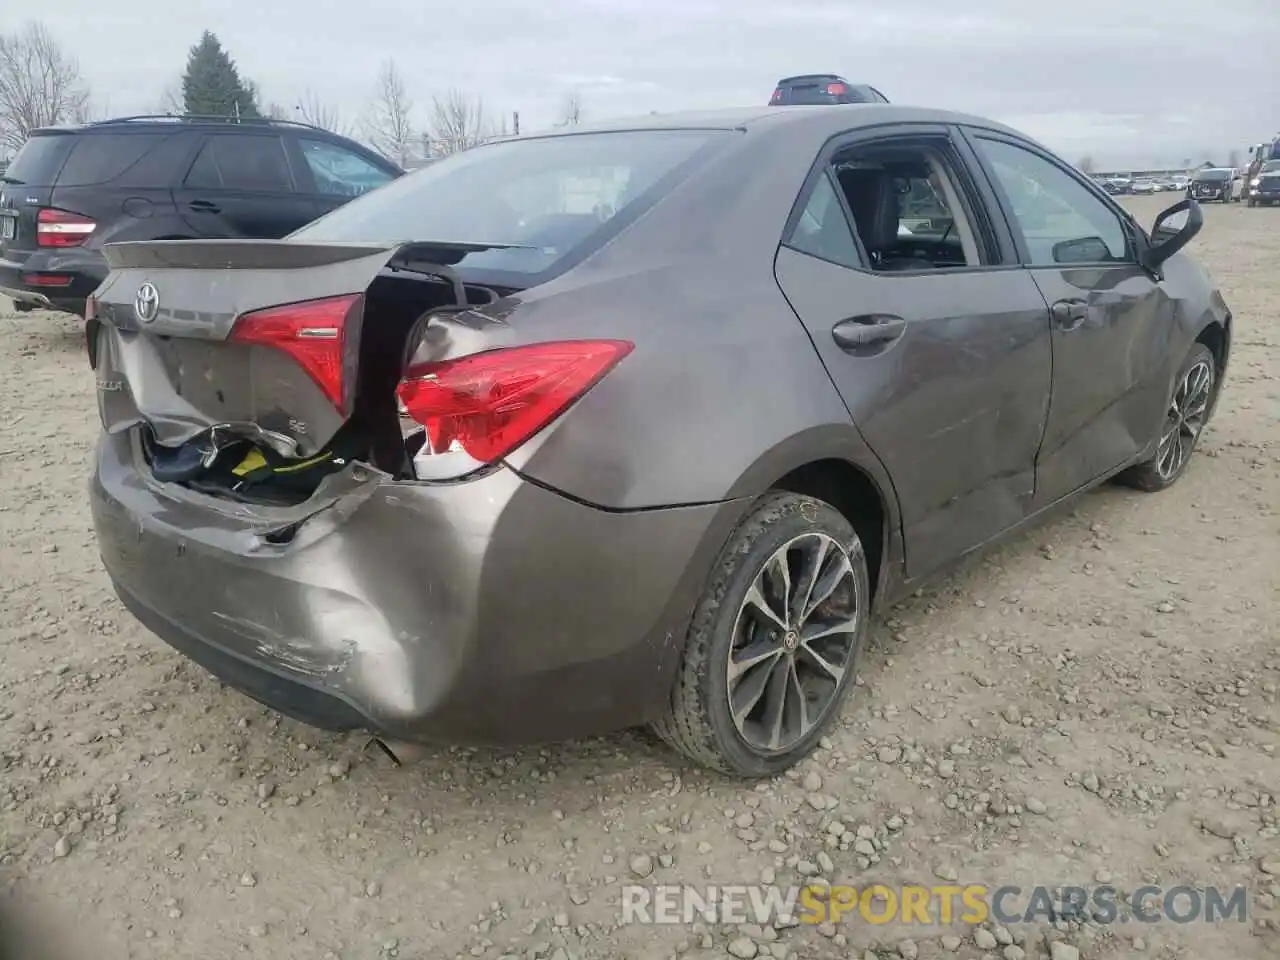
[181,31,260,118]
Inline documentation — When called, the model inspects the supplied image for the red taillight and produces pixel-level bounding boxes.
[826,82,848,96]
[397,340,633,465]
[36,208,96,247]
[229,293,363,411]
[769,88,783,104]
[22,272,73,286]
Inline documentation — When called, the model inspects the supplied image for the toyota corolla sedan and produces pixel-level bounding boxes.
[86,105,1231,778]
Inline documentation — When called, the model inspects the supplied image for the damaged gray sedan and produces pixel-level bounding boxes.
[88,105,1230,777]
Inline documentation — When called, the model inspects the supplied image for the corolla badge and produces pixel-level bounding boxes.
[134,282,160,324]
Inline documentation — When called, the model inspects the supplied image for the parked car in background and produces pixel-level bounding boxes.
[86,104,1227,777]
[1102,177,1133,195]
[1131,178,1157,195]
[1247,159,1280,206]
[769,75,889,105]
[1187,167,1235,202]
[0,116,402,317]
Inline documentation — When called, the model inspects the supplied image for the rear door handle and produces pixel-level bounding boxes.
[1050,299,1088,331]
[188,199,220,213]
[831,314,907,352]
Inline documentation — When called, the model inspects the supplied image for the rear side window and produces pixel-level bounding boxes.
[4,135,74,185]
[57,134,170,187]
[185,135,293,192]
[292,129,727,281]
[786,172,861,268]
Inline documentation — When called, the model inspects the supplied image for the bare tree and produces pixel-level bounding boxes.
[295,90,349,134]
[559,90,583,127]
[429,88,491,156]
[1077,156,1095,174]
[150,81,183,115]
[71,94,109,124]
[0,22,89,152]
[365,59,415,166]
[265,101,290,121]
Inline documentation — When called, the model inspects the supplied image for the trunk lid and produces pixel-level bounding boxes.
[91,239,402,457]
[90,238,529,483]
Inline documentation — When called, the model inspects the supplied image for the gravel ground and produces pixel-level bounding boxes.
[0,195,1277,960]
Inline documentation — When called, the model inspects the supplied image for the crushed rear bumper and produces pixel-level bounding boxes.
[90,430,743,744]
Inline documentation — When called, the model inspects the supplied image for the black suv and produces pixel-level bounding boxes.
[0,116,402,317]
[769,74,889,106]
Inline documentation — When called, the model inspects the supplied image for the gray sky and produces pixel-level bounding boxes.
[33,0,1280,169]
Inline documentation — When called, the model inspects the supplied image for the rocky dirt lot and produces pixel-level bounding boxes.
[0,195,1277,960]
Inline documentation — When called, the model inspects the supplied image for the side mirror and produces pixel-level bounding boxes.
[1052,236,1112,264]
[1144,197,1202,270]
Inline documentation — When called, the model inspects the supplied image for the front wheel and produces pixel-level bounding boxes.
[1116,343,1216,492]
[653,492,870,777]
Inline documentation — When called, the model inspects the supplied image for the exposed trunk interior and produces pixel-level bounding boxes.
[140,264,518,507]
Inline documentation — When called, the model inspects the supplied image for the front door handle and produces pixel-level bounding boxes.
[831,314,907,351]
[1050,299,1088,331]
[188,199,220,213]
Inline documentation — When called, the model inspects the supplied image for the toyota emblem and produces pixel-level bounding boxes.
[134,282,159,324]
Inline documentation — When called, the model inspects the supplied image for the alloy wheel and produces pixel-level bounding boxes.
[726,533,863,753]
[1156,358,1214,480]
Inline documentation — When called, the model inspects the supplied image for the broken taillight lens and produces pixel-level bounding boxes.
[229,293,363,412]
[36,208,96,247]
[397,340,633,465]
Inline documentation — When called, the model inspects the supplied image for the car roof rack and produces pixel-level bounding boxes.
[84,114,327,133]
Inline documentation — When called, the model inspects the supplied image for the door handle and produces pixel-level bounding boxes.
[831,314,907,351]
[188,199,220,213]
[1050,299,1088,331]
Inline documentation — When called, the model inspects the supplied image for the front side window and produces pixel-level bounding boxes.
[974,137,1130,266]
[291,129,727,281]
[298,139,395,198]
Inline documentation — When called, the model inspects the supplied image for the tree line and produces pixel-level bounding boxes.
[0,22,587,164]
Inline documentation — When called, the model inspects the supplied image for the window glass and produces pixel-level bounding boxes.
[291,129,726,280]
[4,134,73,185]
[184,135,293,192]
[184,143,221,188]
[786,171,861,267]
[974,138,1130,265]
[830,143,982,270]
[299,139,395,198]
[58,134,169,186]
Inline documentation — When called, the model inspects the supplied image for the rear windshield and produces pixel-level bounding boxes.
[3,134,74,185]
[1195,170,1229,181]
[291,129,727,283]
[779,84,838,104]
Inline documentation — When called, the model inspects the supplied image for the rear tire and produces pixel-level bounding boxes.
[1116,342,1216,492]
[652,492,870,777]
